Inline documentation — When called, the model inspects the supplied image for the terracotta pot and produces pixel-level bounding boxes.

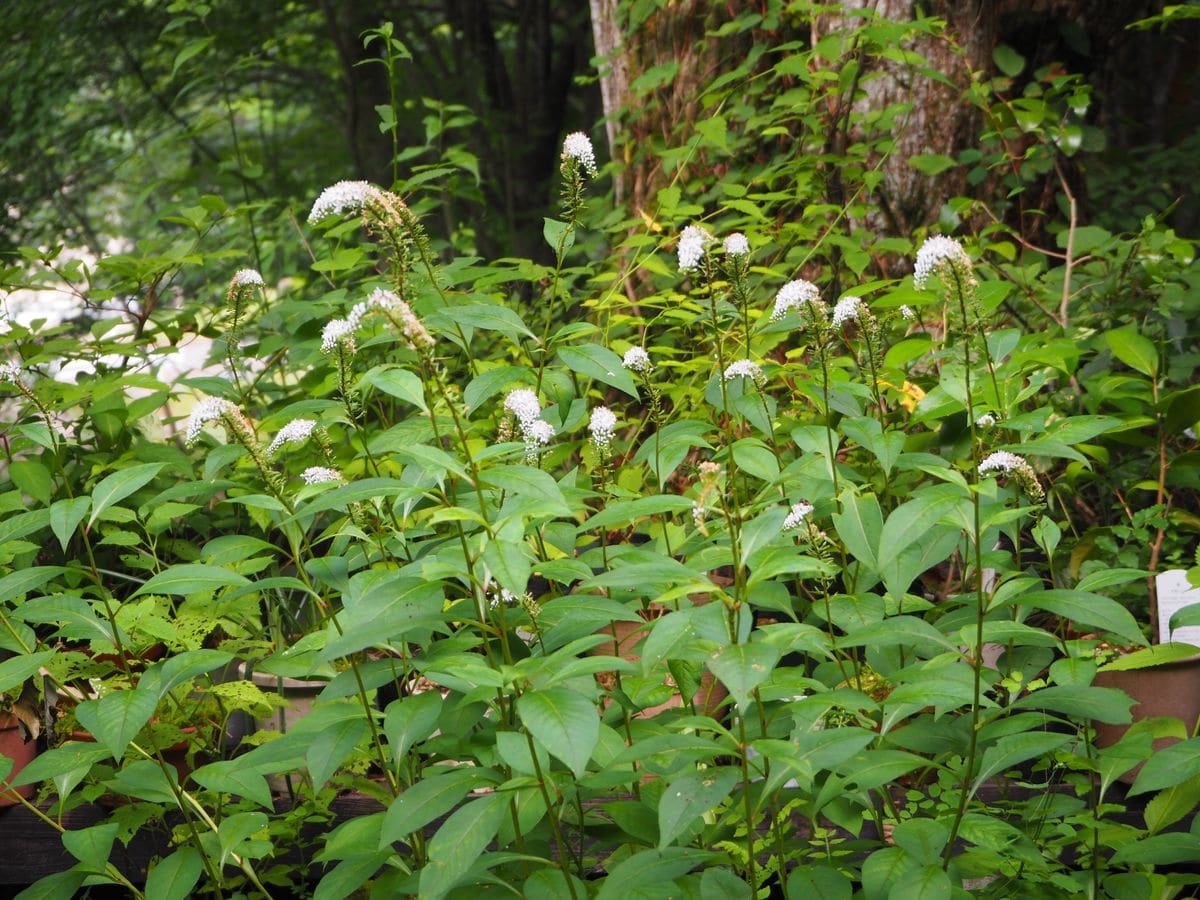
[594,611,727,719]
[0,712,37,807]
[1093,651,1200,783]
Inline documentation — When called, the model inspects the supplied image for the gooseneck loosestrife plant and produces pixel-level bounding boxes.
[2,20,1200,899]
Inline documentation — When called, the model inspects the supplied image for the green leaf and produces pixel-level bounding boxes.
[10,460,52,506]
[132,564,250,598]
[418,793,508,900]
[706,642,780,712]
[1165,384,1200,434]
[543,217,575,262]
[440,302,534,341]
[384,691,443,764]
[478,465,570,516]
[1144,772,1200,834]
[89,463,165,528]
[144,848,202,900]
[49,497,91,551]
[0,651,53,693]
[172,37,213,75]
[595,848,720,900]
[482,539,531,598]
[379,768,484,848]
[1013,684,1133,724]
[319,578,445,661]
[517,687,599,778]
[313,855,391,900]
[974,732,1071,790]
[785,865,851,899]
[307,717,369,791]
[1130,738,1200,796]
[890,864,951,900]
[62,822,118,873]
[523,870,590,900]
[908,154,957,176]
[464,366,527,413]
[0,566,66,603]
[190,760,273,809]
[1112,833,1200,866]
[218,812,269,867]
[1105,327,1159,378]
[1100,643,1200,671]
[580,494,696,532]
[1012,589,1145,648]
[831,489,882,572]
[359,366,427,411]
[74,688,158,759]
[10,744,109,789]
[557,343,639,398]
[18,595,115,644]
[891,818,950,865]
[144,649,233,699]
[658,766,739,847]
[992,43,1026,76]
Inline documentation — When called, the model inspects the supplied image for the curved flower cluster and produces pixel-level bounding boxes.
[978,451,1044,501]
[783,500,815,531]
[561,132,597,177]
[899,305,915,321]
[589,406,617,453]
[622,347,652,374]
[300,466,342,486]
[723,233,750,257]
[723,359,764,384]
[321,318,356,354]
[831,296,864,328]
[771,279,822,321]
[307,180,374,223]
[267,418,316,455]
[230,269,264,289]
[185,397,247,445]
[503,389,554,460]
[914,235,972,290]
[0,361,22,384]
[677,225,712,273]
[348,288,434,351]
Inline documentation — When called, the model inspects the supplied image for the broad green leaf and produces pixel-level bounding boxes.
[440,302,534,340]
[785,865,851,899]
[10,460,52,506]
[384,691,443,764]
[1144,772,1200,834]
[836,750,926,791]
[132,564,249,598]
[218,812,269,867]
[580,495,696,532]
[418,792,508,900]
[307,717,369,791]
[190,760,273,809]
[482,539,531,598]
[359,366,427,411]
[974,732,1071,790]
[89,463,165,527]
[1013,684,1133,723]
[172,37,213,74]
[1011,589,1145,647]
[595,848,720,900]
[831,489,882,572]
[557,343,639,398]
[18,595,116,644]
[523,870,589,900]
[543,217,575,262]
[891,818,950,865]
[0,567,66,603]
[0,651,54,693]
[62,822,119,873]
[834,616,956,655]
[463,366,527,413]
[706,642,780,712]
[517,687,599,778]
[1105,327,1159,378]
[1099,643,1200,671]
[479,465,570,516]
[49,497,91,551]
[890,864,952,900]
[1129,738,1200,796]
[1112,833,1200,866]
[313,855,391,900]
[144,848,202,900]
[74,688,158,760]
[319,579,445,661]
[658,766,739,847]
[143,649,233,699]
[10,744,110,789]
[992,43,1026,76]
[379,768,484,848]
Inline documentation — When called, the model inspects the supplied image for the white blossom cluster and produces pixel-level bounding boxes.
[783,500,814,531]
[771,279,822,321]
[267,418,316,455]
[899,305,915,321]
[978,451,1026,476]
[975,413,997,429]
[0,361,22,384]
[589,406,617,453]
[348,288,433,351]
[321,318,356,354]
[622,347,652,373]
[677,225,712,273]
[831,296,864,328]
[503,389,554,459]
[723,359,764,384]
[300,466,342,485]
[230,269,264,288]
[308,180,375,224]
[914,235,972,290]
[185,397,242,445]
[561,132,597,177]
[723,233,750,257]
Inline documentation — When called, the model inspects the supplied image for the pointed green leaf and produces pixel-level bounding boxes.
[74,688,158,759]
[418,792,508,900]
[62,822,119,873]
[132,564,249,598]
[706,642,780,712]
[1105,327,1159,378]
[307,717,369,791]
[49,497,91,552]
[384,691,443,764]
[557,343,639,398]
[144,848,202,900]
[517,686,598,778]
[658,766,739,847]
[89,463,165,528]
[379,768,484,848]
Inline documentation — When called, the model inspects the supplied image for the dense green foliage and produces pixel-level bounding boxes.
[0,2,1199,898]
